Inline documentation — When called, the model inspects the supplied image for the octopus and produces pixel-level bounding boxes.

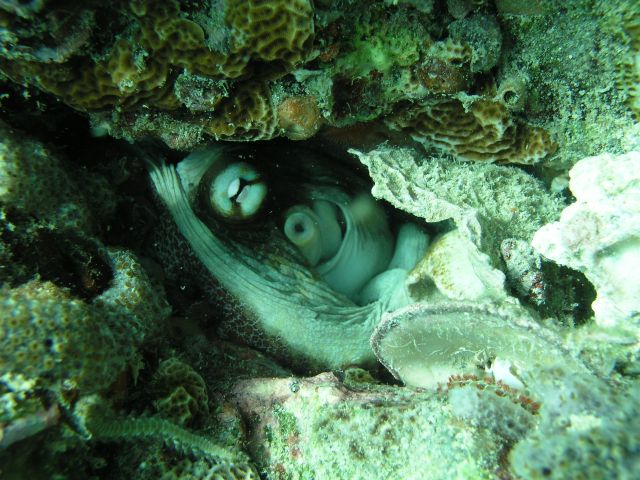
[146,142,429,371]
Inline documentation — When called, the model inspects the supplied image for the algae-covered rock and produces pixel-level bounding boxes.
[231,371,505,480]
[496,0,639,169]
[509,379,640,479]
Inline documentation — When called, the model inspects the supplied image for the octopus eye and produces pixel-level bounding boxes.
[209,162,267,220]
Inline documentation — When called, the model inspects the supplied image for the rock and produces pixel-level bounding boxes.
[532,151,640,329]
[230,371,505,480]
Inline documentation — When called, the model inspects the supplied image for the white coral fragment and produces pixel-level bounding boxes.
[412,229,507,303]
[532,151,640,328]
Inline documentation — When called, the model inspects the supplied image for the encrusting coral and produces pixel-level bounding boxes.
[0,276,135,394]
[0,119,98,230]
[0,245,170,433]
[0,121,169,397]
[386,98,557,164]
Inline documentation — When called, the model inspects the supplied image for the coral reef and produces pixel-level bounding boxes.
[0,121,169,398]
[0,0,315,143]
[447,380,536,442]
[0,0,563,161]
[497,0,638,168]
[1,0,640,478]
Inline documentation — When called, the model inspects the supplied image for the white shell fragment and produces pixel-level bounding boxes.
[370,302,570,390]
[532,151,640,328]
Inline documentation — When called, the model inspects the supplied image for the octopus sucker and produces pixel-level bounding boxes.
[147,143,428,370]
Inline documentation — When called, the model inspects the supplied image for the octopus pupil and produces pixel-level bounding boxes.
[230,177,252,204]
[294,222,305,234]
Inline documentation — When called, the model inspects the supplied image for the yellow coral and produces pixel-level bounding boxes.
[226,0,314,69]
[206,82,278,140]
[152,358,209,427]
[0,0,314,128]
[386,98,557,164]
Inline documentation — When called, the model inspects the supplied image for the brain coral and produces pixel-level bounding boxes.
[151,358,210,427]
[0,0,561,159]
[0,0,314,141]
[386,98,557,164]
